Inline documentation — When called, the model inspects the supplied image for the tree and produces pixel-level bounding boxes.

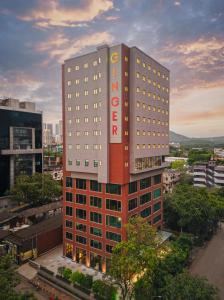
[0,255,36,300]
[188,149,212,165]
[163,272,218,300]
[109,216,160,299]
[10,173,62,206]
[164,183,223,242]
[170,160,186,170]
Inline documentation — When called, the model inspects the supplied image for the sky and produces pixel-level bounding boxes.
[0,0,223,138]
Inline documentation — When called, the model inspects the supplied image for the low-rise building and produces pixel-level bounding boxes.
[193,161,224,188]
[163,169,181,193]
[4,214,62,264]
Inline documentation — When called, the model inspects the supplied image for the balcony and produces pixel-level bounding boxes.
[193,171,206,176]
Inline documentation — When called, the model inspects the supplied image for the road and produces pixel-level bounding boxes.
[190,223,224,299]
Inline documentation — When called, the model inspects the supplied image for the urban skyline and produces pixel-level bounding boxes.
[0,0,223,138]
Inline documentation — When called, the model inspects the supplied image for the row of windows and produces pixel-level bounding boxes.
[136,72,168,90]
[136,106,169,115]
[68,144,102,150]
[68,130,102,137]
[136,58,168,80]
[67,88,103,99]
[136,86,169,94]
[67,73,102,85]
[66,178,101,191]
[68,159,102,168]
[136,144,169,150]
[128,196,161,212]
[66,214,161,245]
[136,122,169,130]
[66,178,161,193]
[68,116,102,124]
[67,58,102,72]
[66,194,122,212]
[66,190,161,210]
[67,102,102,111]
[136,130,168,137]
[65,207,122,228]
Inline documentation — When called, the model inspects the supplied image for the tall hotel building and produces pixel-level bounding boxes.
[62,44,169,272]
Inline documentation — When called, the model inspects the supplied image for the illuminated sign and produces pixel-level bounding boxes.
[109,46,122,143]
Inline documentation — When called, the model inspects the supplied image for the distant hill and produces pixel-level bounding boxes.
[170,131,224,146]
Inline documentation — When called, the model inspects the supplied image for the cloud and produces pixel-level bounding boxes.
[19,0,114,28]
[36,31,114,62]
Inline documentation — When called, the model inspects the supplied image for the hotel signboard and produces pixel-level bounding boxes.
[109,45,122,143]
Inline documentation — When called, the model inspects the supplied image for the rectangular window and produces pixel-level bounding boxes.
[90,227,102,237]
[66,232,73,240]
[76,179,86,190]
[140,207,151,218]
[106,244,113,253]
[106,199,121,212]
[90,180,102,192]
[140,192,151,205]
[66,177,73,188]
[76,209,86,220]
[128,198,138,211]
[65,220,73,228]
[106,184,121,195]
[90,196,102,208]
[76,235,86,245]
[153,215,161,224]
[106,215,121,228]
[76,223,86,232]
[66,192,73,202]
[128,181,137,194]
[140,177,151,190]
[153,202,161,212]
[90,240,102,250]
[106,231,121,242]
[66,206,73,216]
[153,188,161,199]
[76,194,86,205]
[90,212,102,224]
[154,174,161,184]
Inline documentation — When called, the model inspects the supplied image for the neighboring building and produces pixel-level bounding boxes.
[4,214,62,264]
[0,98,43,196]
[214,148,224,161]
[43,123,53,146]
[62,44,170,272]
[55,120,63,144]
[193,161,224,188]
[163,169,181,193]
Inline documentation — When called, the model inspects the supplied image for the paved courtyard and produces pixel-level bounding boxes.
[35,245,104,280]
[190,223,224,299]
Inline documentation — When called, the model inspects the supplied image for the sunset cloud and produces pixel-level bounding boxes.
[0,0,223,137]
[19,0,114,28]
[36,31,114,62]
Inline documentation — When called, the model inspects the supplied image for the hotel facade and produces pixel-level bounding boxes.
[62,44,169,272]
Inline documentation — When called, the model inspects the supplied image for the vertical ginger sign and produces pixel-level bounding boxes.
[109,45,122,143]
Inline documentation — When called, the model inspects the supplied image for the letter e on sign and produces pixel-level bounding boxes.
[112,111,118,121]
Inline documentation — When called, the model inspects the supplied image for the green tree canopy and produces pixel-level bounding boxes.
[109,216,160,300]
[10,173,62,206]
[188,149,212,165]
[163,272,218,300]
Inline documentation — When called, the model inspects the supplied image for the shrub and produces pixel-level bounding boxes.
[70,271,93,290]
[70,271,85,285]
[82,274,93,289]
[92,279,117,300]
[63,267,72,280]
[57,266,65,277]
